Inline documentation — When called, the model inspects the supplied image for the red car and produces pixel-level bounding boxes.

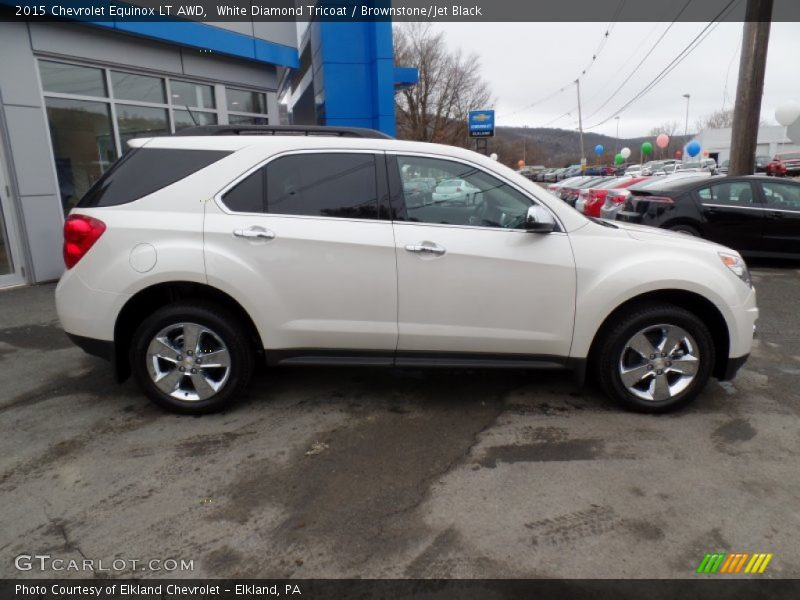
[766,151,800,177]
[579,176,650,217]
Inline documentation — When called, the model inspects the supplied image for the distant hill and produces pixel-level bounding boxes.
[490,126,693,168]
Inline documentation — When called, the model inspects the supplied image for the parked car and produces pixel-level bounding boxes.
[559,176,613,207]
[599,172,711,221]
[616,175,800,257]
[625,164,643,176]
[579,176,650,218]
[766,151,800,177]
[755,155,771,173]
[56,124,757,414]
[431,179,482,204]
[677,158,717,173]
[544,168,564,182]
[558,165,583,181]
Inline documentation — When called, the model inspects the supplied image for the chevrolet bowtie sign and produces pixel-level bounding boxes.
[469,110,495,138]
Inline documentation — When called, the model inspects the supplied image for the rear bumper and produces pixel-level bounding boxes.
[66,333,114,361]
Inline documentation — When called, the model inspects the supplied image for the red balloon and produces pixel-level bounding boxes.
[675,151,682,159]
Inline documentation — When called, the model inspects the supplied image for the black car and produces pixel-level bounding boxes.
[616,175,800,258]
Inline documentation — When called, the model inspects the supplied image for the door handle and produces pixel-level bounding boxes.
[405,243,446,256]
[768,211,785,219]
[233,227,275,240]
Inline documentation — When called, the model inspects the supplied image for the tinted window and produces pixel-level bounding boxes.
[696,181,755,206]
[396,156,533,229]
[265,153,379,219]
[111,71,166,103]
[39,60,107,97]
[760,181,800,209]
[223,168,265,213]
[78,148,231,208]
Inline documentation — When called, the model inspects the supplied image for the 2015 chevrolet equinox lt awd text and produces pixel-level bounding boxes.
[56,125,758,414]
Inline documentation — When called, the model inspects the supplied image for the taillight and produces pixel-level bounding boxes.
[63,214,106,269]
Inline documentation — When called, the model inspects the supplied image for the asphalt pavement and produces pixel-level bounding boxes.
[1,264,799,578]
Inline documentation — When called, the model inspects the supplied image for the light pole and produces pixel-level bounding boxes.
[683,93,691,137]
[615,116,620,152]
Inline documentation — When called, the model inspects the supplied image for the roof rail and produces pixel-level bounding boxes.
[173,124,394,139]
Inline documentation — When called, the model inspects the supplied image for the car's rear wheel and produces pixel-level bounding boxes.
[594,304,715,413]
[130,302,253,414]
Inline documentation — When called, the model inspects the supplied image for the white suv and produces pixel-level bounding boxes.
[56,125,758,414]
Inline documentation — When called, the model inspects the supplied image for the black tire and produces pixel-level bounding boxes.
[594,303,715,413]
[668,224,701,237]
[130,302,254,414]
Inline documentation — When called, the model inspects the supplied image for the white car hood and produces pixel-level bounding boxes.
[612,221,732,252]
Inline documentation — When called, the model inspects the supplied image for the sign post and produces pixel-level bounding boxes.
[469,110,495,155]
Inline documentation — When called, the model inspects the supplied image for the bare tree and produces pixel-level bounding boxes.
[696,108,735,131]
[394,23,492,147]
[648,120,681,137]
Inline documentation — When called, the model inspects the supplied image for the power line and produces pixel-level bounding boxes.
[582,0,695,122]
[498,0,626,120]
[584,0,741,131]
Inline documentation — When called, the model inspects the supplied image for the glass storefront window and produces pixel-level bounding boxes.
[229,114,269,125]
[38,60,273,213]
[173,110,217,131]
[111,71,166,104]
[171,80,215,109]
[227,88,266,114]
[39,60,107,97]
[116,104,169,150]
[45,97,117,213]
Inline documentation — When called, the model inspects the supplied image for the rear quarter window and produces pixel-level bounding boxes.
[78,147,231,208]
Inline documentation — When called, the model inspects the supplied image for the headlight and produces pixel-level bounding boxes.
[719,252,752,288]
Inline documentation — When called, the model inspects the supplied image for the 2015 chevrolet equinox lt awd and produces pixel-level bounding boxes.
[56,125,758,414]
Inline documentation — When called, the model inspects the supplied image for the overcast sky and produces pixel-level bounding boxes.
[432,21,800,138]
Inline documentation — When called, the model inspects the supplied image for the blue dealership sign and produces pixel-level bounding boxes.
[468,110,495,138]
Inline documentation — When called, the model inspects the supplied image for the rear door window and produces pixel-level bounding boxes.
[221,153,381,220]
[696,181,757,206]
[78,148,231,208]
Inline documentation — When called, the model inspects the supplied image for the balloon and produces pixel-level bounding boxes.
[775,100,800,126]
[614,153,625,165]
[490,153,498,161]
[517,160,525,168]
[620,147,631,159]
[594,144,604,155]
[656,133,670,148]
[641,142,653,155]
[686,141,701,157]
[675,150,682,159]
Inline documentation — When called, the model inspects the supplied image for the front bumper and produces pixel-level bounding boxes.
[719,353,749,381]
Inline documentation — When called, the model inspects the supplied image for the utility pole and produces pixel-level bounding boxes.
[729,0,773,176]
[682,93,691,137]
[576,79,585,172]
[615,116,620,152]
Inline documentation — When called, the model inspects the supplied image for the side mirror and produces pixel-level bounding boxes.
[524,205,557,233]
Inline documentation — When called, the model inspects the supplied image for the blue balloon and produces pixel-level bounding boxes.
[594,144,604,155]
[686,141,701,157]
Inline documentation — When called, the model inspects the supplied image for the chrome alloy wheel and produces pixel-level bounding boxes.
[145,322,231,401]
[618,323,700,402]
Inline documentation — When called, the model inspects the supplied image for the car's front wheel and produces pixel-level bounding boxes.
[130,302,254,414]
[594,304,715,413]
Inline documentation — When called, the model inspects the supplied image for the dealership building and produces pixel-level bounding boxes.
[0,10,416,288]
